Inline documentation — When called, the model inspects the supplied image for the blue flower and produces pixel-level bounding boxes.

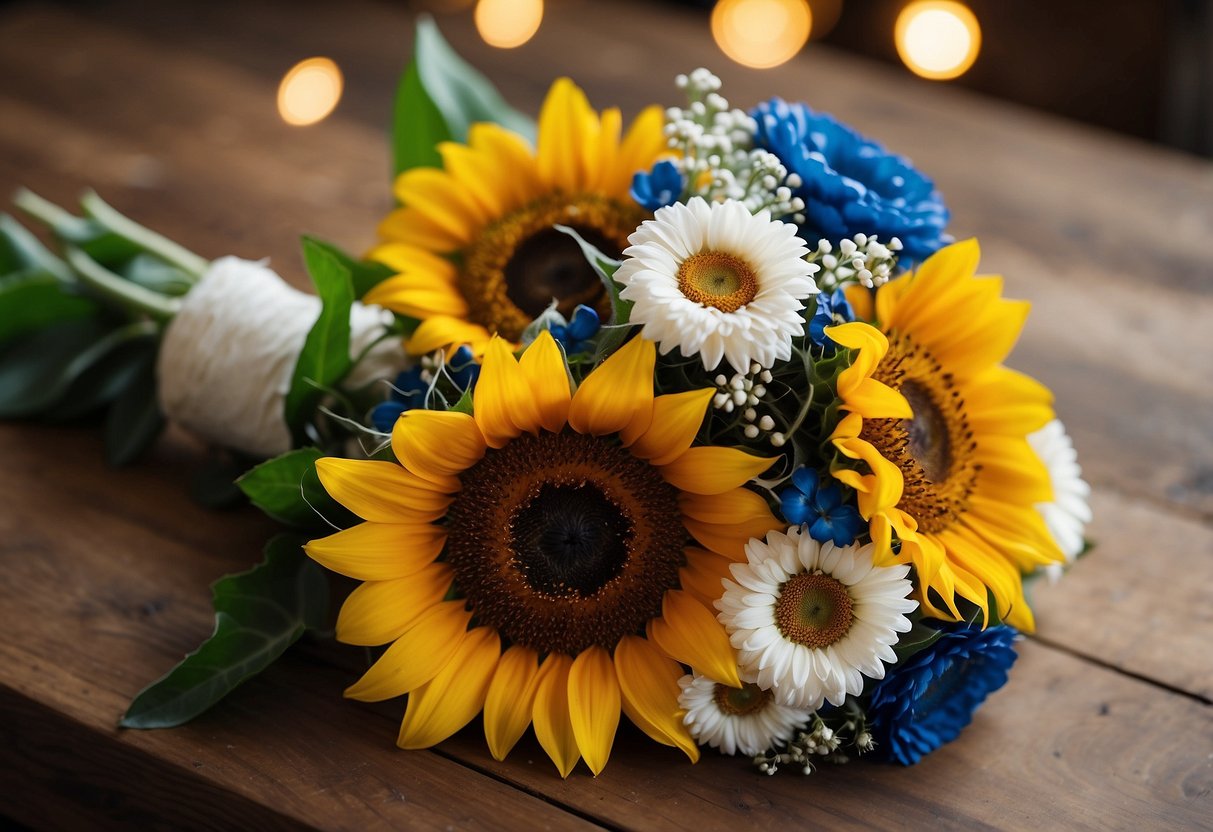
[548,304,601,353]
[369,346,480,432]
[630,160,684,212]
[445,345,480,390]
[809,288,855,350]
[779,467,865,546]
[868,624,1019,765]
[752,98,950,263]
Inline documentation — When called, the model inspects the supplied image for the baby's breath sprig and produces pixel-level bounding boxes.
[809,233,904,292]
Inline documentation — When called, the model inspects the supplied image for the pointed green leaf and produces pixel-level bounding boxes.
[300,236,395,299]
[121,535,329,729]
[237,446,355,530]
[104,349,164,466]
[0,272,98,346]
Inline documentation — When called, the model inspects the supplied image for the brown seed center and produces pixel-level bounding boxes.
[712,681,771,716]
[677,251,759,313]
[774,572,854,649]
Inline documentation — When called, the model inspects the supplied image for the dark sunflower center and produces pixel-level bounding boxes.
[860,334,980,534]
[444,431,686,654]
[713,681,771,716]
[504,226,616,321]
[774,572,854,649]
[676,251,759,313]
[510,482,632,596]
[460,193,645,341]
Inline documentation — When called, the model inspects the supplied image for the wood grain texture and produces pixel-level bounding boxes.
[0,0,1210,829]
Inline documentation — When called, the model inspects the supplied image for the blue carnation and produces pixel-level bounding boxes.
[868,624,1019,765]
[369,346,480,433]
[779,467,865,547]
[630,160,684,212]
[549,304,601,354]
[809,288,855,351]
[752,98,950,263]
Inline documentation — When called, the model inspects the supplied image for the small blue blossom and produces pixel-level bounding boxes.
[549,305,601,354]
[868,624,1019,765]
[446,345,480,390]
[809,288,855,351]
[370,367,428,432]
[779,467,865,547]
[752,98,950,263]
[630,160,684,212]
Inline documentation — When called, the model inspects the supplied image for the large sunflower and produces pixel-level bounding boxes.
[825,239,1062,632]
[365,79,665,355]
[305,332,780,776]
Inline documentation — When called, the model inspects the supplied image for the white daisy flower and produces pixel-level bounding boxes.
[614,197,818,373]
[716,527,917,710]
[1028,419,1092,582]
[677,673,812,757]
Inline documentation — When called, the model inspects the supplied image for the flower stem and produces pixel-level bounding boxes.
[64,245,182,323]
[79,190,209,280]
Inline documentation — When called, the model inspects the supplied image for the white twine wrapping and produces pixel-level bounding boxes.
[157,256,405,458]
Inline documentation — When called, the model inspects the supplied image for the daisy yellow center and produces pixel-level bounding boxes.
[775,573,854,649]
[460,193,645,341]
[713,681,771,716]
[860,334,979,533]
[444,431,686,655]
[676,251,759,313]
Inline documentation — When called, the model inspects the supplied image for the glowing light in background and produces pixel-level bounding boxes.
[475,0,543,49]
[895,1,981,81]
[712,0,812,69]
[277,57,344,126]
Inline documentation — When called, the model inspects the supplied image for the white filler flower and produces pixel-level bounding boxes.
[158,257,405,458]
[678,673,812,757]
[615,197,818,373]
[717,527,917,710]
[1028,419,1092,582]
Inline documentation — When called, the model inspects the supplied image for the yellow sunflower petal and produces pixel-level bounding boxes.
[394,168,487,239]
[537,78,595,193]
[468,123,542,207]
[483,645,542,761]
[611,105,666,198]
[614,635,699,762]
[679,489,782,559]
[474,337,543,448]
[362,275,469,319]
[344,601,471,702]
[405,315,493,357]
[659,447,775,495]
[335,563,454,646]
[378,206,466,253]
[391,410,486,484]
[679,547,735,607]
[964,366,1054,436]
[518,330,572,433]
[567,646,621,776]
[647,590,741,687]
[397,626,501,749]
[315,458,455,523]
[366,243,458,284]
[623,388,713,464]
[592,106,622,193]
[438,141,507,218]
[844,283,875,322]
[305,522,446,581]
[532,653,580,778]
[567,335,656,437]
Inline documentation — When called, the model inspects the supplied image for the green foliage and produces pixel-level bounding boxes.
[0,272,97,345]
[237,447,355,531]
[103,349,164,466]
[393,16,535,178]
[283,240,354,437]
[301,236,396,300]
[121,535,329,729]
[554,224,633,361]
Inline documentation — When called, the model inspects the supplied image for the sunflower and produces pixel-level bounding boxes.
[305,332,782,776]
[825,239,1063,632]
[365,79,665,355]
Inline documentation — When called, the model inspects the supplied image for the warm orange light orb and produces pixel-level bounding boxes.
[895,1,981,81]
[277,57,344,126]
[475,0,543,49]
[711,0,812,70]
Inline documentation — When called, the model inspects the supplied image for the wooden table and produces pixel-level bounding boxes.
[2,1,1211,829]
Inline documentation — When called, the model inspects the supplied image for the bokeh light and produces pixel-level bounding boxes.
[895,1,982,81]
[711,0,812,70]
[475,0,543,49]
[277,57,344,126]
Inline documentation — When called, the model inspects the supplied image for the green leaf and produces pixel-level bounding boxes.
[0,213,73,281]
[118,253,194,297]
[104,349,164,466]
[554,224,633,359]
[283,240,354,435]
[0,272,98,346]
[236,447,353,530]
[189,454,253,509]
[51,331,159,421]
[393,16,535,178]
[121,535,329,729]
[300,236,394,299]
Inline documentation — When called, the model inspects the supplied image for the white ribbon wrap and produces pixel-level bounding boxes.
[157,256,404,458]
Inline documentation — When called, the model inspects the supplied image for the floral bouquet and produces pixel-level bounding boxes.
[0,20,1091,776]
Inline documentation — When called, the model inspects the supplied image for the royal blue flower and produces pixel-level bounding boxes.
[809,288,855,351]
[445,345,480,390]
[752,98,950,263]
[779,467,865,547]
[549,304,601,354]
[630,160,684,212]
[868,624,1019,765]
[370,346,480,432]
